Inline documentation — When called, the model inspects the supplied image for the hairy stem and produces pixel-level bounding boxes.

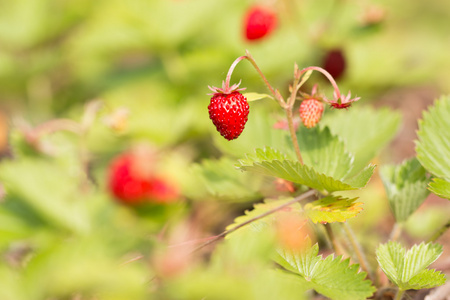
[342,223,373,281]
[190,189,316,253]
[285,107,304,164]
[225,56,248,89]
[299,66,341,100]
[244,50,286,106]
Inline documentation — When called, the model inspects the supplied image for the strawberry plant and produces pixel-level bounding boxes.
[192,51,450,300]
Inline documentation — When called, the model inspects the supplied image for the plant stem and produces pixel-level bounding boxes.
[427,219,450,243]
[394,289,405,300]
[389,223,403,241]
[244,50,285,106]
[342,223,373,281]
[324,224,345,256]
[190,189,316,253]
[225,56,248,89]
[285,107,304,164]
[298,66,341,100]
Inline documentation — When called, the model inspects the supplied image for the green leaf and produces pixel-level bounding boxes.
[296,126,353,180]
[322,106,401,177]
[416,96,450,181]
[237,147,375,192]
[380,158,430,222]
[191,157,263,202]
[213,107,293,158]
[376,241,445,290]
[0,159,89,234]
[276,241,375,300]
[303,195,363,223]
[428,178,450,199]
[225,198,302,238]
[243,92,273,102]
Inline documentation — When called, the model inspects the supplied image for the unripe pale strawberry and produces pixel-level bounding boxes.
[244,5,277,41]
[299,98,324,128]
[108,152,178,205]
[208,91,249,140]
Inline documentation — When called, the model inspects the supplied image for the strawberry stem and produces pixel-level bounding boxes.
[225,55,248,91]
[244,50,286,106]
[298,66,342,101]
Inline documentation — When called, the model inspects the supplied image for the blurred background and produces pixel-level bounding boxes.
[0,0,450,299]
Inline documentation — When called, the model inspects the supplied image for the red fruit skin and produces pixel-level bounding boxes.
[244,6,277,41]
[108,154,178,205]
[299,98,324,128]
[208,91,249,140]
[322,49,346,81]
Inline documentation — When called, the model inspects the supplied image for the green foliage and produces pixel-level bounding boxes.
[276,240,375,300]
[303,196,363,223]
[237,147,375,193]
[416,96,450,182]
[380,158,430,222]
[243,92,273,102]
[0,158,90,235]
[225,198,302,237]
[213,107,293,158]
[376,241,446,290]
[167,231,308,300]
[191,157,263,202]
[428,178,450,200]
[321,106,401,177]
[296,126,353,180]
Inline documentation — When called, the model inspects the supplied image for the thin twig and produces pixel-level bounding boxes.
[190,189,316,253]
[324,224,345,256]
[342,222,373,281]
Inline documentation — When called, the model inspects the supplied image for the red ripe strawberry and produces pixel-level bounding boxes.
[108,152,178,205]
[322,49,346,81]
[244,5,277,41]
[299,98,324,128]
[208,89,249,141]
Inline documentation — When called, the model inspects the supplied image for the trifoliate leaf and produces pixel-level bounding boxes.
[376,241,445,290]
[303,196,363,223]
[191,157,263,202]
[416,96,450,181]
[428,178,450,199]
[322,106,401,177]
[380,158,430,222]
[243,92,273,102]
[276,240,375,300]
[237,147,375,192]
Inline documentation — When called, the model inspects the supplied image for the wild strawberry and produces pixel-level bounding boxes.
[108,151,178,205]
[299,98,324,128]
[322,48,346,81]
[244,5,277,41]
[208,82,249,141]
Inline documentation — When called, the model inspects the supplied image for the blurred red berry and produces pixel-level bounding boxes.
[244,5,277,41]
[108,152,178,205]
[322,49,346,80]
